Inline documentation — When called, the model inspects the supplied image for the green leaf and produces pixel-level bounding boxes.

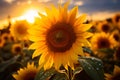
[35,67,56,80]
[98,48,114,54]
[49,72,67,80]
[0,55,21,72]
[35,67,68,80]
[82,47,94,56]
[78,57,104,80]
[0,55,22,80]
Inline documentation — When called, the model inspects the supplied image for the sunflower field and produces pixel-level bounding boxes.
[0,1,120,80]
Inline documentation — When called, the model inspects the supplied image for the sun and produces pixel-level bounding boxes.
[17,9,40,23]
[23,9,39,23]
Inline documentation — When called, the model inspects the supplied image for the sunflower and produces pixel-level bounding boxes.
[13,62,38,80]
[28,2,92,70]
[106,18,113,23]
[0,37,5,48]
[110,30,120,46]
[105,65,120,80]
[1,33,10,42]
[23,40,31,48]
[11,43,23,56]
[112,14,120,24]
[10,20,30,40]
[89,21,99,33]
[91,32,115,51]
[97,21,113,33]
[8,33,16,42]
[112,14,120,29]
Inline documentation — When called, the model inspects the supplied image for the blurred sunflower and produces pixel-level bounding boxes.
[91,32,115,51]
[89,21,98,33]
[110,30,120,46]
[97,21,113,33]
[13,62,38,80]
[0,37,5,48]
[1,33,10,42]
[28,2,92,70]
[10,20,30,40]
[112,14,120,30]
[11,43,23,56]
[112,14,120,24]
[23,40,31,48]
[106,18,113,23]
[8,33,16,42]
[105,65,120,80]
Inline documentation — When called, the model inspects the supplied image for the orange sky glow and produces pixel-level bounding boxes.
[0,0,120,28]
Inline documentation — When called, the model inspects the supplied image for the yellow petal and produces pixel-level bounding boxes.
[76,32,93,38]
[51,5,59,21]
[61,52,69,67]
[28,35,46,42]
[67,52,77,70]
[44,54,53,70]
[74,14,87,26]
[114,65,120,75]
[77,24,92,31]
[59,2,69,22]
[104,73,112,80]
[39,52,49,65]
[72,43,84,56]
[29,42,45,49]
[77,38,91,47]
[68,6,78,24]
[54,53,62,70]
[32,46,47,58]
[82,32,93,38]
[39,12,46,18]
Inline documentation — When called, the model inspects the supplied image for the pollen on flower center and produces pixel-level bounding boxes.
[55,31,65,43]
[46,23,76,52]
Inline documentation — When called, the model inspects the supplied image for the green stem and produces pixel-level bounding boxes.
[67,66,73,80]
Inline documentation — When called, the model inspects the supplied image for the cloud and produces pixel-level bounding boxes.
[38,0,51,3]
[88,11,120,20]
[77,0,120,14]
[57,0,66,4]
[4,0,15,4]
[0,0,120,21]
[73,1,84,6]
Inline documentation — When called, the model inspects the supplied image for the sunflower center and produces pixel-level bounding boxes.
[98,38,110,49]
[55,31,65,43]
[16,26,27,34]
[46,23,76,52]
[15,46,22,53]
[23,71,37,80]
[113,34,120,41]
[10,36,15,41]
[3,36,9,41]
[115,15,120,23]
[102,24,110,33]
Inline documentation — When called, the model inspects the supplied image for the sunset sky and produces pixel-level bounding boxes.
[0,0,120,26]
